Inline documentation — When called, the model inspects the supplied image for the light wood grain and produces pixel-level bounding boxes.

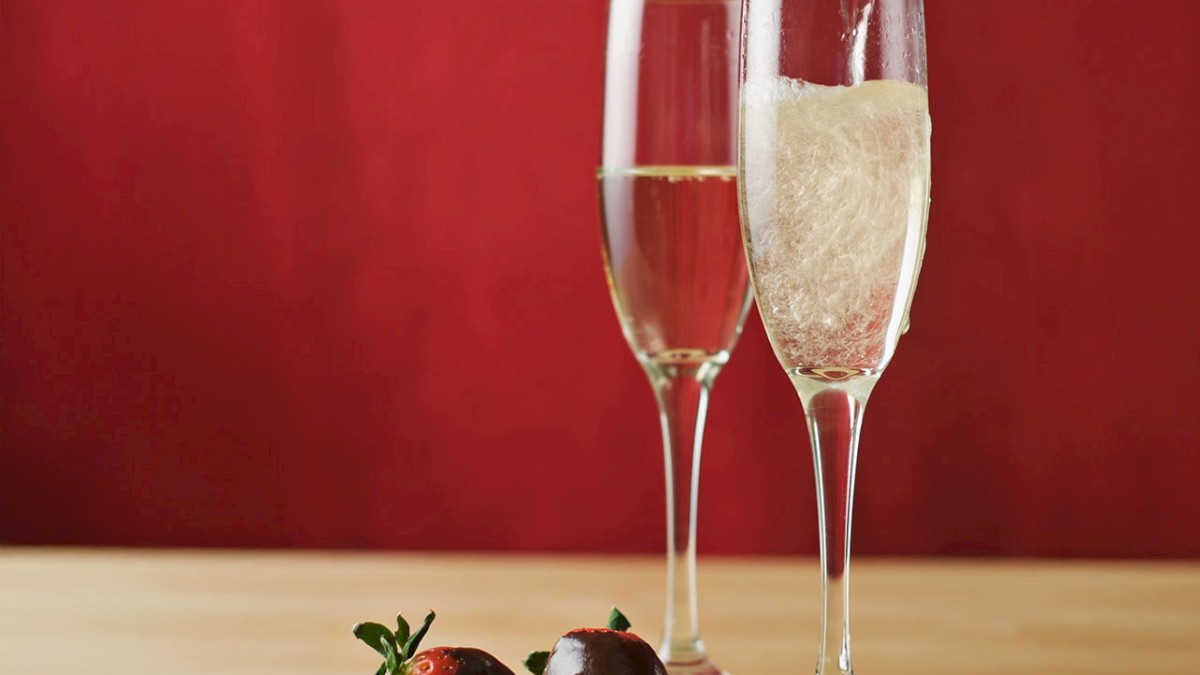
[0,548,1197,674]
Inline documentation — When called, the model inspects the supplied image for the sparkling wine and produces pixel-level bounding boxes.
[599,165,751,366]
[739,79,931,373]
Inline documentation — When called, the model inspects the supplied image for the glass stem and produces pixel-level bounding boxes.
[791,372,878,675]
[644,359,721,673]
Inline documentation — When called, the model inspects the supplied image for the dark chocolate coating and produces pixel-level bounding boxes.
[541,629,668,675]
[408,647,516,675]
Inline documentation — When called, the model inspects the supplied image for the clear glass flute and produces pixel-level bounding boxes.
[599,1,750,673]
[737,1,930,673]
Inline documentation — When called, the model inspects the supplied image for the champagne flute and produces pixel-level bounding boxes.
[599,1,750,673]
[737,1,930,673]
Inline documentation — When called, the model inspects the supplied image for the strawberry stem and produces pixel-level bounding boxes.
[382,639,400,675]
[396,613,411,649]
[523,650,550,675]
[402,610,436,660]
[607,607,631,632]
[353,622,399,658]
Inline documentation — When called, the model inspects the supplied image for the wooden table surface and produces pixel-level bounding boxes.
[1,548,1197,674]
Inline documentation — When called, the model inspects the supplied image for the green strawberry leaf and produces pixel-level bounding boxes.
[402,609,436,660]
[382,637,400,675]
[395,612,411,652]
[374,664,387,675]
[523,650,550,675]
[353,622,398,658]
[607,607,631,632]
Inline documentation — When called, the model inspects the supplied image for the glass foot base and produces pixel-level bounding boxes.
[662,655,726,675]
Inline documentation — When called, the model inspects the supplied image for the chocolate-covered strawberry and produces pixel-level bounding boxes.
[354,610,516,675]
[525,608,667,675]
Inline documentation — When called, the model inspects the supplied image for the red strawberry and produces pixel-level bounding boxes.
[354,610,516,675]
[408,646,515,675]
[525,609,667,675]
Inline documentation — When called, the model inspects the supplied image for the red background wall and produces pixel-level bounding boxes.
[2,1,1198,557]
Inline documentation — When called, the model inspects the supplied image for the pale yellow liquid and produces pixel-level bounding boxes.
[599,166,752,365]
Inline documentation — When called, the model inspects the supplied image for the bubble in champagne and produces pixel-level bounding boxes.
[741,78,930,370]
